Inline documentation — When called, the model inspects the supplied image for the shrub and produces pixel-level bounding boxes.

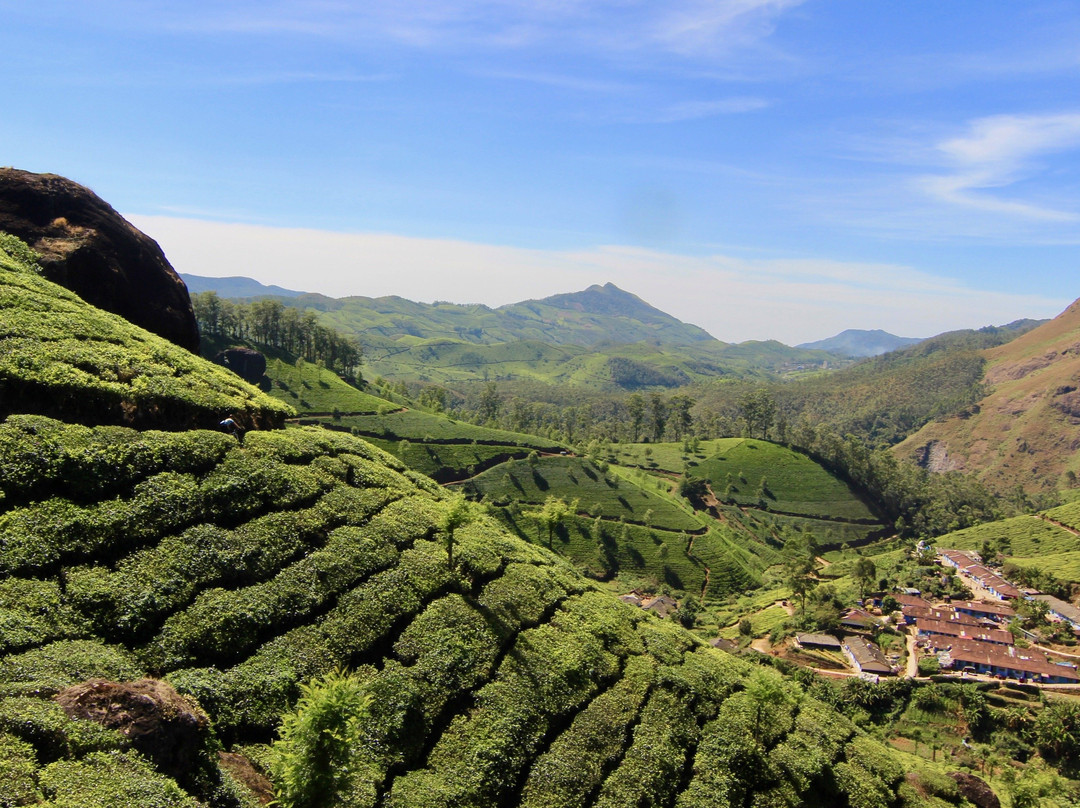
[38,750,199,808]
[0,640,143,697]
[269,669,372,808]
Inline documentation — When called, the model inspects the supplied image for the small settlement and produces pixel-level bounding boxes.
[637,546,1080,686]
[915,549,1080,685]
[732,547,1080,685]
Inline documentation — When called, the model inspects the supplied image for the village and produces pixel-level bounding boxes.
[790,548,1080,684]
[623,546,1080,686]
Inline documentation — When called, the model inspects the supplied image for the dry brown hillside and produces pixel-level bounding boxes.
[896,297,1080,494]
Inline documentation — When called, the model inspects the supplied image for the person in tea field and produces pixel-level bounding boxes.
[219,416,244,443]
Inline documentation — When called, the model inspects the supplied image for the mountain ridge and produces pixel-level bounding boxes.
[896,296,1080,493]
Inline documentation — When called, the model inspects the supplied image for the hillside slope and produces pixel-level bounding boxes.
[0,237,292,430]
[896,298,1080,493]
[0,419,926,808]
[0,231,934,806]
[195,279,836,388]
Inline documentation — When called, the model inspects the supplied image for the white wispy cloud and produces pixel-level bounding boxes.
[649,0,807,57]
[129,214,1068,345]
[916,113,1080,221]
[102,0,803,64]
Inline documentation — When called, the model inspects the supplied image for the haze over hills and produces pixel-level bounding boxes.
[182,273,305,299]
[797,329,923,358]
[897,297,1080,494]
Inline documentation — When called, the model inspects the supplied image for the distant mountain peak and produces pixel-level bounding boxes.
[181,273,306,299]
[531,282,674,319]
[798,328,922,358]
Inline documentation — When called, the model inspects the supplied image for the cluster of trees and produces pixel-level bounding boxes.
[446,384,701,444]
[786,423,1003,538]
[192,292,362,379]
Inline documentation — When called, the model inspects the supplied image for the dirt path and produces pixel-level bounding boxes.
[750,638,772,654]
[1030,642,1080,660]
[905,628,919,678]
[1039,514,1080,537]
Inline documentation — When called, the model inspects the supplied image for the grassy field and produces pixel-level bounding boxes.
[366,438,532,481]
[265,356,388,414]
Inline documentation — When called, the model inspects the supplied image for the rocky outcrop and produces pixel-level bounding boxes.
[214,346,268,385]
[911,439,962,473]
[56,678,211,784]
[0,168,199,352]
[948,771,1000,808]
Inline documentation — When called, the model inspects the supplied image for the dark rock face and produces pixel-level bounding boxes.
[948,771,1000,808]
[0,168,199,352]
[215,346,267,385]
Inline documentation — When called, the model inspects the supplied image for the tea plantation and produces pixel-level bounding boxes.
[0,417,933,808]
[0,235,935,807]
[0,243,293,432]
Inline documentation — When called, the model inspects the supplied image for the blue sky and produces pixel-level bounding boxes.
[2,1,1078,343]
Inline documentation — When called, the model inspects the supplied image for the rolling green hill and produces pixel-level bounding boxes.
[616,438,888,549]
[0,228,939,808]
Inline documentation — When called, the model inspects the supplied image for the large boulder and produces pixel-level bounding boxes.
[0,168,200,352]
[56,678,211,784]
[948,771,1000,808]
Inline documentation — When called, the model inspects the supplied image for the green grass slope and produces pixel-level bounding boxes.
[617,438,887,549]
[0,239,292,431]
[695,439,880,522]
[201,333,564,481]
[0,417,923,808]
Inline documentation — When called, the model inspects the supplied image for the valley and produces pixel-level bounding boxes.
[3,174,1080,806]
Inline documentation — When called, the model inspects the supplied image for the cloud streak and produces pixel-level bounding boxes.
[129,215,1068,345]
[93,0,805,64]
[917,112,1080,221]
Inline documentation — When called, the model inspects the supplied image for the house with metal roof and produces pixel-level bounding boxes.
[952,600,1015,623]
[795,633,843,651]
[842,636,894,676]
[942,642,1080,684]
[915,618,1014,646]
[1032,594,1080,629]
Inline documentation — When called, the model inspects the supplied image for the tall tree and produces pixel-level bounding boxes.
[667,394,694,440]
[739,388,776,440]
[649,393,667,443]
[478,382,501,423]
[626,393,645,442]
[853,557,877,598]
